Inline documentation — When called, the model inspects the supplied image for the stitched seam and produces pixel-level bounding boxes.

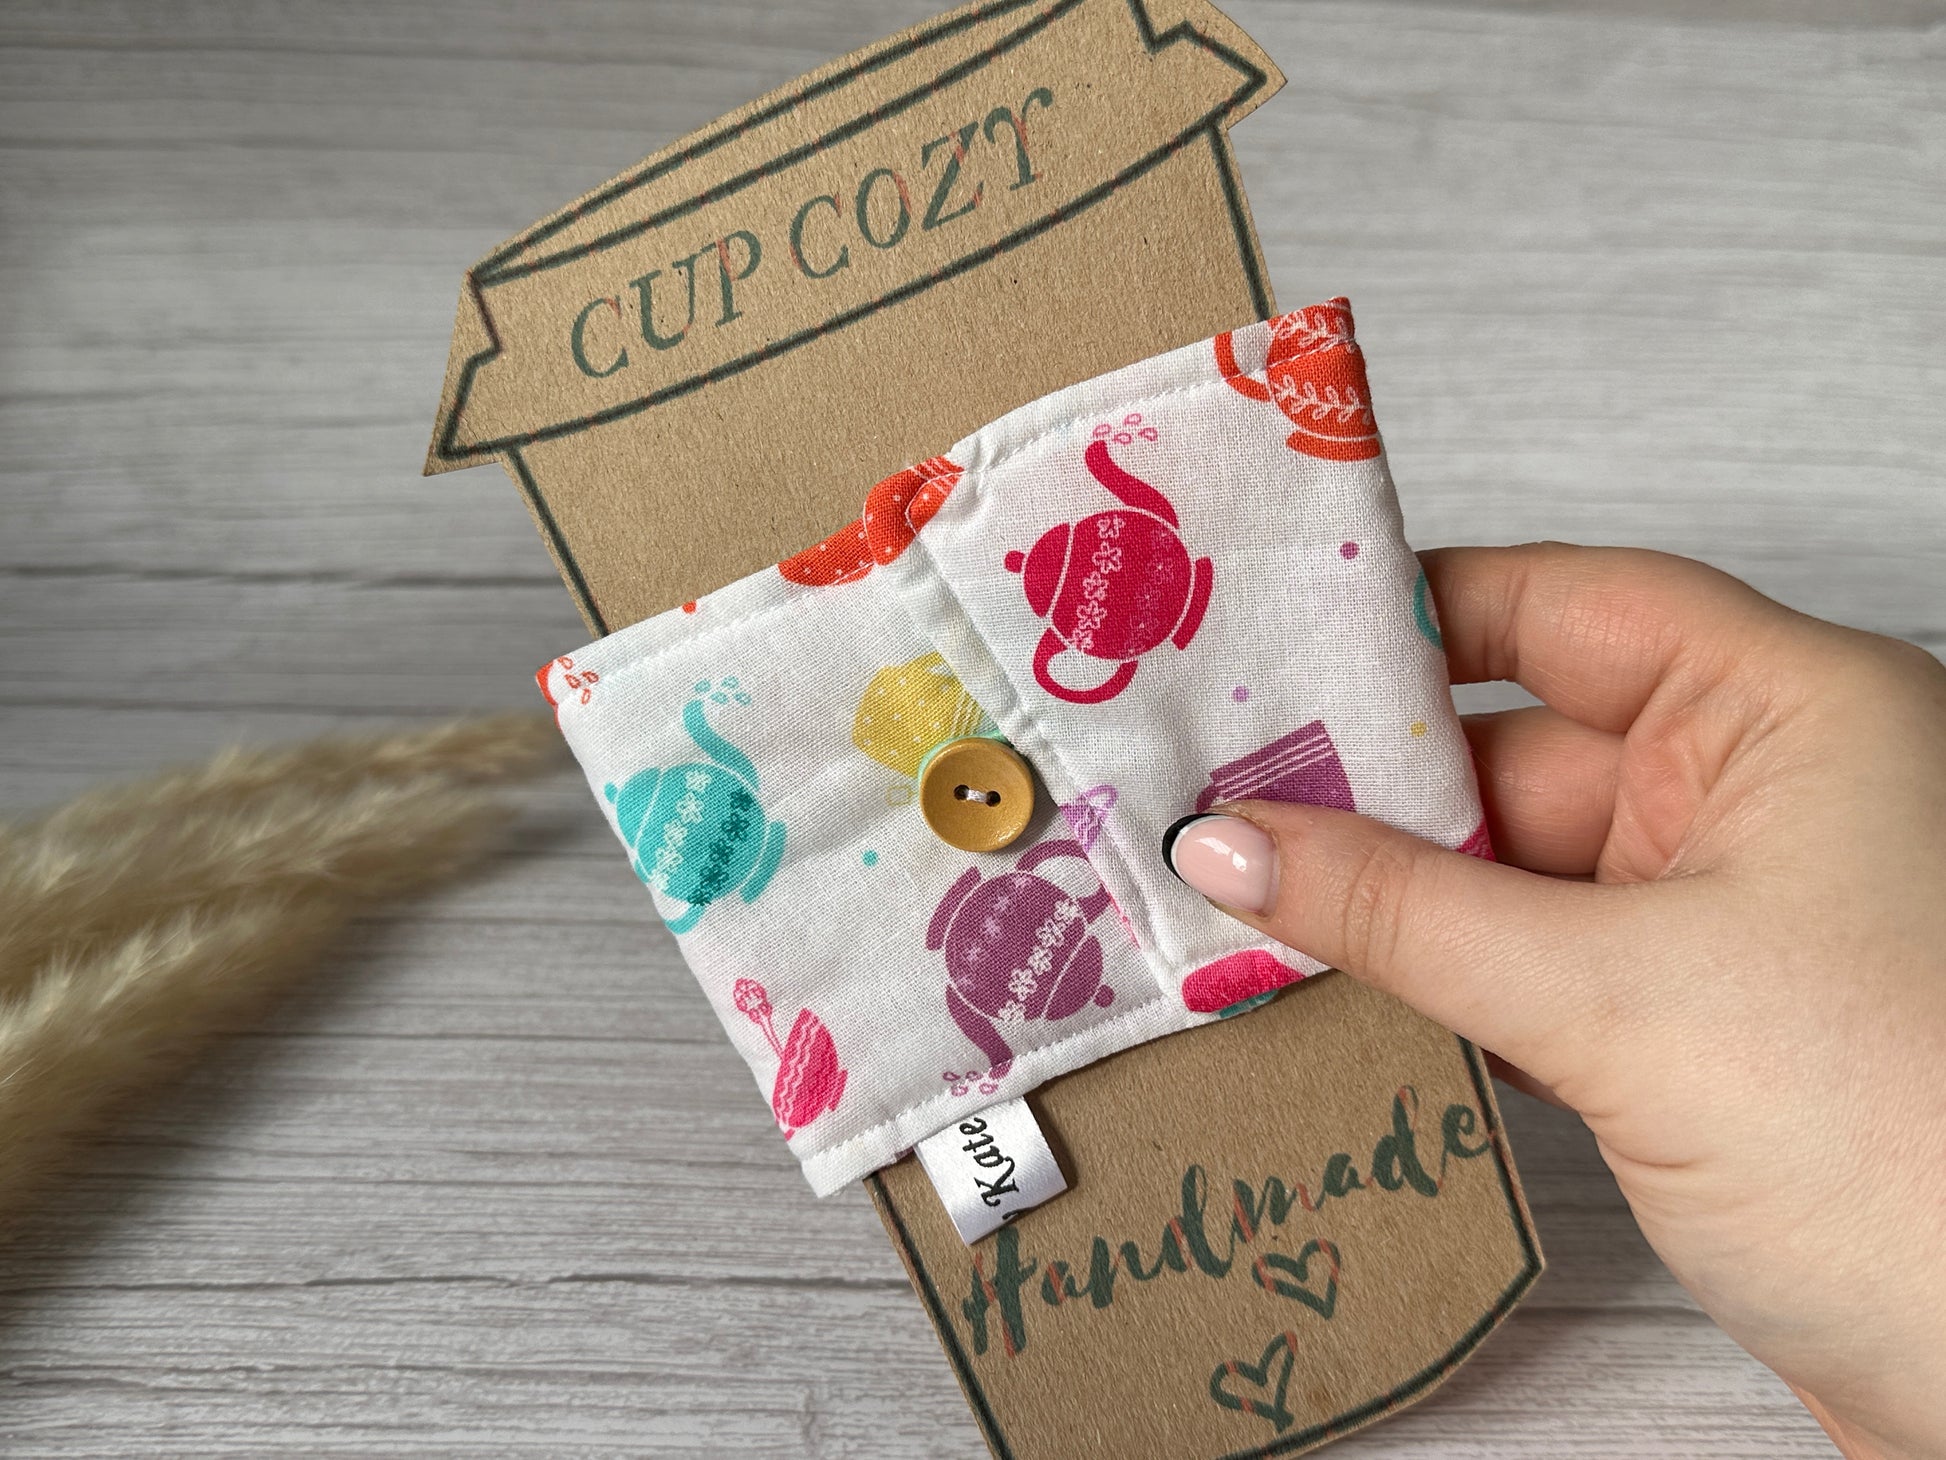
[977,372,1248,478]
[915,511,1181,981]
[795,989,1182,1166]
[566,591,820,690]
[554,368,1270,688]
[581,353,1272,1170]
[907,368,1259,979]
[781,475,1202,1167]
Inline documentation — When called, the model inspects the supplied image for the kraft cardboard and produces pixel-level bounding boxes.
[872,973,1539,1458]
[425,3,1541,1453]
[428,0,1282,632]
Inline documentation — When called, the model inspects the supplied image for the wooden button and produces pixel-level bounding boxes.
[918,737,1035,853]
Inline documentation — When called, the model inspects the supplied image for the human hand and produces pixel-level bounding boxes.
[1161,544,1946,1460]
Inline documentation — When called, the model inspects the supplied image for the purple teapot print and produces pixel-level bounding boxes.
[926,838,1116,1078]
[1003,439,1214,706]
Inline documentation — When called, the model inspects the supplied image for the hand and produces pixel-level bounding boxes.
[1163,543,1946,1460]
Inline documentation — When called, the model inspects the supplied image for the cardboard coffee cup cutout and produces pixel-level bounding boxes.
[427,0,1287,634]
[427,2,1541,1454]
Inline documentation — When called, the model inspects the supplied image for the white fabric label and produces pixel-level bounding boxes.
[915,1097,1067,1243]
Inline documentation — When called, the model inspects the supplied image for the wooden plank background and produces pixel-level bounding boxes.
[2,0,1940,1453]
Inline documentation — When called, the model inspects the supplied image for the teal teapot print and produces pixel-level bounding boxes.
[605,679,787,934]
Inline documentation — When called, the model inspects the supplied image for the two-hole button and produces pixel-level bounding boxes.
[918,737,1036,853]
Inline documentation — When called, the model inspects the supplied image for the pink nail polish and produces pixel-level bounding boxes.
[1163,814,1278,914]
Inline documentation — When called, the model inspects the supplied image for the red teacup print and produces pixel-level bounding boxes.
[1195,721,1355,815]
[1004,438,1214,706]
[778,455,962,587]
[733,978,847,1139]
[927,837,1117,1079]
[1216,298,1381,462]
[1181,949,1305,1015]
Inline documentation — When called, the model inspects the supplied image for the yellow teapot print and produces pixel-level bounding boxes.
[853,652,993,798]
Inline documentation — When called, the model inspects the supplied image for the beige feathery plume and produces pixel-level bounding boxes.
[0,714,565,1215]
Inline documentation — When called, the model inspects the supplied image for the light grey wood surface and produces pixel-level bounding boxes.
[2,0,1940,1454]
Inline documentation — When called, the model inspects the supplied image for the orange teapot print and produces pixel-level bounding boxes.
[778,455,962,587]
[1003,438,1213,706]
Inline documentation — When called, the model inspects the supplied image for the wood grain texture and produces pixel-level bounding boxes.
[2,0,1940,1453]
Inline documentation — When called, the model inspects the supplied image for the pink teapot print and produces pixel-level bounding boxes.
[927,837,1116,1079]
[1003,438,1213,705]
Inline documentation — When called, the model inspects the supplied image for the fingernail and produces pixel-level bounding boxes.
[1162,814,1278,914]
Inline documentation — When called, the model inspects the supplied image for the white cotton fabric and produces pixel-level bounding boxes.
[544,300,1486,1195]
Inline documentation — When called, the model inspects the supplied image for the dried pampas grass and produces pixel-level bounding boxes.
[0,714,564,1218]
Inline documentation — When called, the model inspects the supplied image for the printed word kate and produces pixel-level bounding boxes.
[956,1115,1024,1207]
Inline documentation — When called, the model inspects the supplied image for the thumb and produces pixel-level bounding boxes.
[1163,802,1665,1089]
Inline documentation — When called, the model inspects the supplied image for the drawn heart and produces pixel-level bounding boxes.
[1209,1330,1300,1434]
[1251,1238,1341,1320]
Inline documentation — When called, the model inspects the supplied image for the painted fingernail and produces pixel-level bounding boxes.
[1162,814,1278,914]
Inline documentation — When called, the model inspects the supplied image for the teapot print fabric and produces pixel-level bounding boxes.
[545,299,1489,1196]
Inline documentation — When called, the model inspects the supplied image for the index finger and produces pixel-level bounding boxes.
[1419,543,1778,734]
